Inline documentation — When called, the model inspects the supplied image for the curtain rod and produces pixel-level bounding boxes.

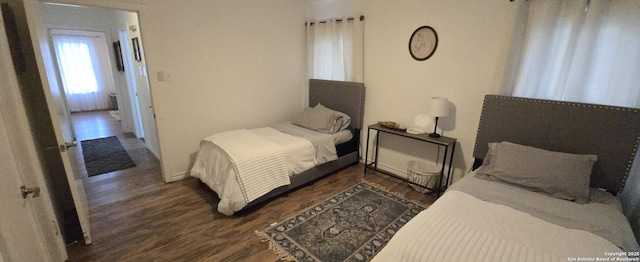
[51,33,102,38]
[306,15,365,26]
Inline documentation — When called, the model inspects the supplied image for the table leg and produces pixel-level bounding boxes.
[438,146,449,196]
[374,131,380,170]
[446,142,456,188]
[365,128,371,174]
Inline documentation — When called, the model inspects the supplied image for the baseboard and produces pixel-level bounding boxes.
[168,171,189,182]
[361,161,408,179]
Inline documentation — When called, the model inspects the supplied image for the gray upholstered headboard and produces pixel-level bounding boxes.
[473,95,640,194]
[309,79,366,130]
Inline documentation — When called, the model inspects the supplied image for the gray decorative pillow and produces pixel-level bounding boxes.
[315,103,351,131]
[293,106,343,134]
[475,141,597,204]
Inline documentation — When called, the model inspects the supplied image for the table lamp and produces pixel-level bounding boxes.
[429,97,449,137]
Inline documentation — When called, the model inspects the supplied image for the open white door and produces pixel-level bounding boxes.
[125,26,161,160]
[0,103,59,262]
[119,28,144,138]
[0,104,62,262]
[22,1,92,245]
[0,12,66,261]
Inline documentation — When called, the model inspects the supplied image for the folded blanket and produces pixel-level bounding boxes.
[203,128,290,203]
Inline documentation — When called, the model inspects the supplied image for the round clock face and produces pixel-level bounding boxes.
[409,26,438,61]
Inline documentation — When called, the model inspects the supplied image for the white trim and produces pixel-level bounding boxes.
[359,159,409,179]
[168,171,189,183]
[32,0,145,12]
[374,163,408,179]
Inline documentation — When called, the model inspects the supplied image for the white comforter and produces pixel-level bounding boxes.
[373,173,639,261]
[190,124,338,215]
[373,190,627,262]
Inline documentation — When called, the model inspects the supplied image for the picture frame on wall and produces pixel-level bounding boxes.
[132,37,141,61]
[409,25,438,61]
[113,41,125,71]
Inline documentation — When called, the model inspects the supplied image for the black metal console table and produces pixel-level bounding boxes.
[364,123,457,195]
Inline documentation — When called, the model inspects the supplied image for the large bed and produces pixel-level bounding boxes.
[190,79,366,215]
[373,95,640,261]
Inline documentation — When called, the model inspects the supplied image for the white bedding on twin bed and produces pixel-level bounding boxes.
[190,123,347,215]
[373,173,639,262]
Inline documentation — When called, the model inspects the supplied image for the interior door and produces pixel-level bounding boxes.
[120,28,144,138]
[0,108,55,261]
[129,35,160,159]
[22,1,93,245]
[0,12,66,260]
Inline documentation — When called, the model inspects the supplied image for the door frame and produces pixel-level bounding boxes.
[29,0,161,160]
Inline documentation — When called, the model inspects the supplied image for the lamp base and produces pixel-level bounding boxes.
[428,132,441,138]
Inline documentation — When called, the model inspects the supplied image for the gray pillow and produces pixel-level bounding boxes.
[475,141,597,204]
[293,107,343,134]
[315,103,351,131]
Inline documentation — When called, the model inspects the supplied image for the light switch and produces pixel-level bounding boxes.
[157,71,165,82]
[157,71,173,82]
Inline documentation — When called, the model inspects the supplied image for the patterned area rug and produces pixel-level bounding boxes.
[81,136,136,177]
[257,181,427,261]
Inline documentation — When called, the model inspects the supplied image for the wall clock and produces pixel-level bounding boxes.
[409,26,438,61]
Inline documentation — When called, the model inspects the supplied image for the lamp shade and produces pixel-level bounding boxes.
[430,97,449,117]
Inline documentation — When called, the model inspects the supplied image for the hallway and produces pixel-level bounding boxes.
[71,110,158,180]
[65,110,161,249]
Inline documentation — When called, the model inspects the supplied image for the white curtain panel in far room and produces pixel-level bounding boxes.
[51,30,116,112]
[306,17,364,82]
[511,0,640,108]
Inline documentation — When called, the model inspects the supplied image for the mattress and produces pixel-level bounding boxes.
[190,123,351,215]
[372,173,640,261]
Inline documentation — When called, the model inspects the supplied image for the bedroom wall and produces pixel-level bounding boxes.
[138,0,309,181]
[310,0,528,182]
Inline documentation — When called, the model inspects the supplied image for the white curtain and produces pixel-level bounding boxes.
[306,18,364,82]
[511,0,640,108]
[51,30,116,112]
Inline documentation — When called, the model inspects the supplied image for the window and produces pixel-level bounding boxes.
[55,40,99,95]
[51,30,116,112]
[306,17,364,82]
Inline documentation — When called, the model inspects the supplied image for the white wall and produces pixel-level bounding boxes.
[134,0,310,180]
[311,0,527,181]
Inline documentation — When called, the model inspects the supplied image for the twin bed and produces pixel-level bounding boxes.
[374,95,640,261]
[190,79,365,215]
[191,81,640,260]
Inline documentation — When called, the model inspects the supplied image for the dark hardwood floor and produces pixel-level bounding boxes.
[66,111,437,261]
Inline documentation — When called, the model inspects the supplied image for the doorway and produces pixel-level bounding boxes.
[33,2,162,246]
[37,2,160,156]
